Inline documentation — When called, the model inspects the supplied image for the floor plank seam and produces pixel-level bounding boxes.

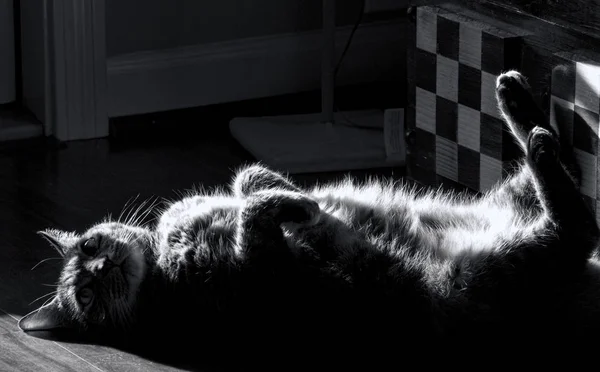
[55,343,106,372]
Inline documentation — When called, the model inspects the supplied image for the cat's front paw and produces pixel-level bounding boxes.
[527,126,559,166]
[278,195,321,227]
[232,164,300,197]
[247,190,321,227]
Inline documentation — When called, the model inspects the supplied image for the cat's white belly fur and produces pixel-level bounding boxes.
[310,180,544,264]
[416,203,523,258]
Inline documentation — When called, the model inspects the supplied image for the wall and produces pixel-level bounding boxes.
[19,0,45,122]
[0,0,15,103]
[106,0,366,57]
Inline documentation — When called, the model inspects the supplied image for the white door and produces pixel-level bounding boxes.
[0,0,15,104]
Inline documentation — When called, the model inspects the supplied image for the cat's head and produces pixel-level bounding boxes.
[19,222,152,336]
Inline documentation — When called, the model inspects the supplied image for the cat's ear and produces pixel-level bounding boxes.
[37,229,79,256]
[18,297,72,332]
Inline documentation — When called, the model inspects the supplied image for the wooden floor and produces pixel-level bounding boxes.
[0,84,406,371]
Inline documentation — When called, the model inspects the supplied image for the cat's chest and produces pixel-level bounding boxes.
[154,196,241,275]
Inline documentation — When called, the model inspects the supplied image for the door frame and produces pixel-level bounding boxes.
[20,0,108,141]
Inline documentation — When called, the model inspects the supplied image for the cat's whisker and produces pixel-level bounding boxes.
[40,293,57,308]
[124,200,142,226]
[30,257,63,271]
[137,197,162,227]
[127,196,157,227]
[29,290,58,306]
[130,200,153,226]
[140,217,157,229]
[117,196,133,223]
[120,194,141,224]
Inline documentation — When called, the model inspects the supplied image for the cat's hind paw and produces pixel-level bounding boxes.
[496,70,530,92]
[527,126,559,167]
[496,70,554,153]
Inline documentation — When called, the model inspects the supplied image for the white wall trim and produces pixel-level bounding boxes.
[107,19,405,118]
[47,0,108,141]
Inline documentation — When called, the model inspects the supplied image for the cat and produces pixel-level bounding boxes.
[18,70,600,368]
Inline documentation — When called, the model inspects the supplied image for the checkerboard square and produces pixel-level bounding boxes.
[416,87,437,133]
[502,38,522,72]
[551,64,576,103]
[480,112,503,159]
[479,154,502,191]
[416,49,437,93]
[458,145,480,190]
[416,7,437,54]
[573,105,599,155]
[481,71,501,119]
[437,16,459,60]
[436,136,458,181]
[436,96,458,141]
[457,104,480,151]
[436,55,459,102]
[575,62,600,114]
[481,31,505,75]
[459,23,481,69]
[458,64,481,110]
[550,95,574,145]
[574,148,597,198]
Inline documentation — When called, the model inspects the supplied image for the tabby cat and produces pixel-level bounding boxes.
[18,71,600,368]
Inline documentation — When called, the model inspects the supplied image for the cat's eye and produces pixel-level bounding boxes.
[81,237,99,256]
[77,287,94,306]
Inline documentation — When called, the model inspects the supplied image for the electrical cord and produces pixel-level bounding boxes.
[332,0,382,130]
[334,0,366,80]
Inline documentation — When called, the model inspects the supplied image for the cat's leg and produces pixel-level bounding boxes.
[234,189,320,259]
[496,70,580,185]
[490,70,579,216]
[526,126,599,261]
[485,71,546,214]
[231,164,300,197]
[496,70,555,151]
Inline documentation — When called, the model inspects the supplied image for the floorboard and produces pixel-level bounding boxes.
[0,331,104,372]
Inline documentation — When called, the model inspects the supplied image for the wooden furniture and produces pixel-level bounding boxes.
[405,0,600,190]
[405,0,600,224]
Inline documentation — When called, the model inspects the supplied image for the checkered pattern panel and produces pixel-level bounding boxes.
[551,50,600,222]
[413,6,529,192]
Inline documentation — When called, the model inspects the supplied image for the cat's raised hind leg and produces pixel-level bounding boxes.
[496,70,580,185]
[527,126,599,262]
[492,70,579,216]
